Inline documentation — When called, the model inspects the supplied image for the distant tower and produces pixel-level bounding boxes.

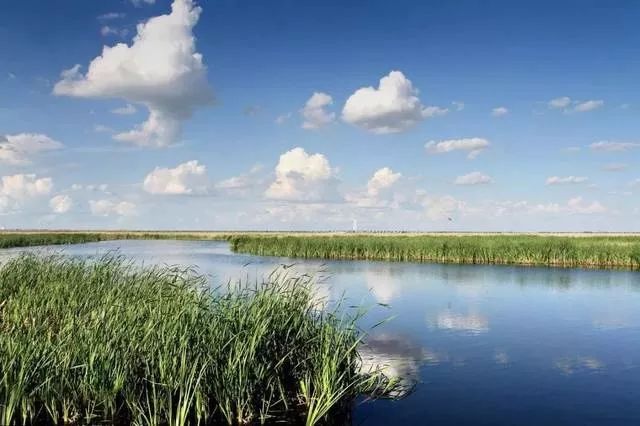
[352,219,358,233]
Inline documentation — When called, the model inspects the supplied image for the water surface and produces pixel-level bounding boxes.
[3,239,639,426]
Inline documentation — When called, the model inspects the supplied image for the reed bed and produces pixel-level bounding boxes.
[0,254,396,425]
[230,235,640,269]
[0,233,105,249]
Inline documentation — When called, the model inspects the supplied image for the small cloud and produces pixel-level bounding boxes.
[602,163,627,172]
[425,137,490,160]
[89,199,137,217]
[301,92,335,130]
[50,194,73,214]
[546,176,588,185]
[342,70,447,134]
[130,0,156,6]
[452,101,465,111]
[548,97,604,113]
[454,172,492,185]
[590,141,640,152]
[94,124,114,133]
[98,12,125,21]
[548,96,572,109]
[573,100,604,112]
[143,160,210,195]
[111,103,137,115]
[100,26,129,38]
[0,133,63,165]
[275,112,292,125]
[491,106,508,117]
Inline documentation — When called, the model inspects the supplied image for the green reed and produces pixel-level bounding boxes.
[0,254,397,425]
[230,235,640,269]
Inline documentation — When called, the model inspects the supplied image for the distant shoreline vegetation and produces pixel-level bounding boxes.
[229,235,640,270]
[1,231,640,269]
[0,254,398,425]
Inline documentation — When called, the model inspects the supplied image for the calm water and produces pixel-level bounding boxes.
[3,239,640,426]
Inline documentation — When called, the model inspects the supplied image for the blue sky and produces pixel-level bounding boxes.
[0,0,639,231]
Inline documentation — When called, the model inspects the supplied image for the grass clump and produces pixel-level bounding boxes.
[0,254,396,425]
[230,235,640,269]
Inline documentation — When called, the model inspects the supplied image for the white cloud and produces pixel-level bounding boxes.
[0,133,63,164]
[574,100,604,112]
[347,167,402,208]
[548,96,572,109]
[548,97,604,113]
[452,101,465,111]
[49,195,73,214]
[630,179,640,189]
[100,26,129,38]
[301,92,335,129]
[491,106,508,117]
[216,165,264,196]
[89,199,137,216]
[454,172,492,185]
[98,12,125,21]
[589,141,640,152]
[602,163,627,172]
[0,174,53,212]
[275,112,292,125]
[131,0,156,5]
[366,167,401,197]
[111,103,137,115]
[265,147,339,201]
[545,176,588,185]
[143,160,209,194]
[532,197,606,215]
[54,0,213,147]
[425,137,490,159]
[342,71,447,134]
[94,124,114,133]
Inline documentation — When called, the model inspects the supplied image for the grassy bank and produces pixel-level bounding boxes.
[0,233,107,249]
[230,235,640,269]
[0,254,396,425]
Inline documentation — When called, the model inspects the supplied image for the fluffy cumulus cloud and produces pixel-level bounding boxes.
[0,133,63,164]
[548,97,604,113]
[366,167,401,197]
[301,92,335,129]
[53,0,213,147]
[342,71,447,134]
[0,174,53,212]
[425,138,490,159]
[491,106,508,117]
[454,172,492,185]
[546,176,588,185]
[49,194,73,213]
[143,160,209,195]
[347,167,402,208]
[265,147,339,201]
[89,199,137,217]
[589,141,640,152]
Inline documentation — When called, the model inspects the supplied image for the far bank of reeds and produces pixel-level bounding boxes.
[0,254,397,425]
[229,235,640,269]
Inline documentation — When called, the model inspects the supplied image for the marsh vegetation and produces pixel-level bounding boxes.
[229,235,640,269]
[0,254,398,425]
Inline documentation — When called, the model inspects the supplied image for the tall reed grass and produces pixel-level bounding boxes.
[230,235,640,269]
[0,254,397,425]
